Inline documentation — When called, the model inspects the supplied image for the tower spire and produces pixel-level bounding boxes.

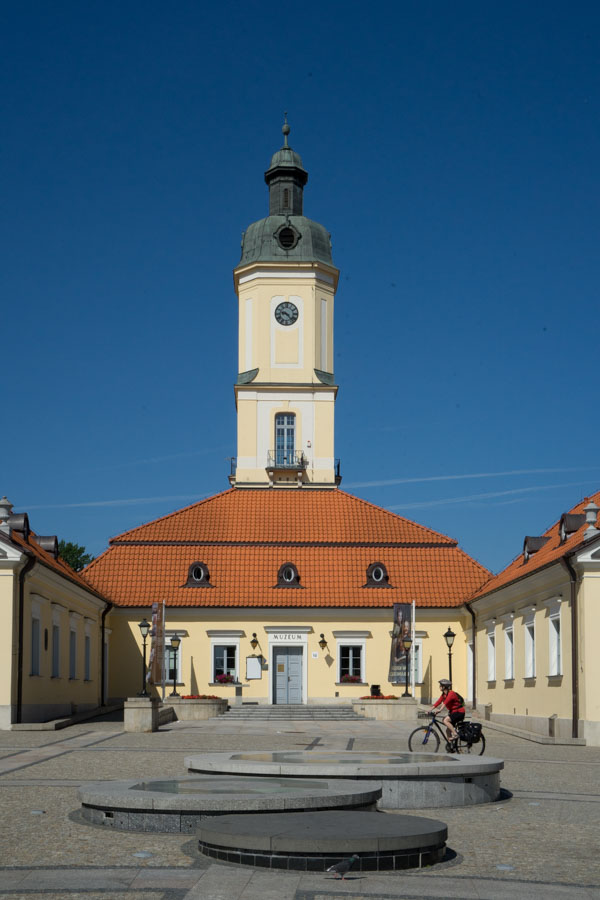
[282,112,290,147]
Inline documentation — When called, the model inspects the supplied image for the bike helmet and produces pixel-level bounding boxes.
[438,679,451,687]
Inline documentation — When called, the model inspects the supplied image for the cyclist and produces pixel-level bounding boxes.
[429,679,465,749]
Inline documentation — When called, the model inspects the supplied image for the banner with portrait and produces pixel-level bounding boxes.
[388,602,412,684]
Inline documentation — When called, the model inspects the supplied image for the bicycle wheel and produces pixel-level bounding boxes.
[408,725,440,753]
[456,733,486,755]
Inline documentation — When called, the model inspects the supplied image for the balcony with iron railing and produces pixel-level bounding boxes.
[266,450,307,469]
[228,455,342,484]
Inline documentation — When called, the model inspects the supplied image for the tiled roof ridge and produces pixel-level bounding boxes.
[335,490,457,544]
[108,489,235,542]
[468,487,600,601]
[109,539,458,548]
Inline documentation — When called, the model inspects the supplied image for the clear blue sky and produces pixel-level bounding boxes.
[3,2,599,574]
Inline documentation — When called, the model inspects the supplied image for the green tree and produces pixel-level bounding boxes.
[58,540,94,572]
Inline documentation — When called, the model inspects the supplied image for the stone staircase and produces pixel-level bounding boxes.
[220,704,370,721]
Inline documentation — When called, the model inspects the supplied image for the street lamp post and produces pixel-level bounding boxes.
[169,635,181,697]
[402,634,413,697]
[137,618,150,696]
[443,626,456,683]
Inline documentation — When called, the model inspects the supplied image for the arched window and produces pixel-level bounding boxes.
[275,413,295,466]
[283,188,290,208]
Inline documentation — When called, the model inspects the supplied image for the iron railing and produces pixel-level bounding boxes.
[266,451,307,469]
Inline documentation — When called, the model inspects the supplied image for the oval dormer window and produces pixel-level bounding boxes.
[365,562,390,587]
[185,561,211,587]
[276,562,301,587]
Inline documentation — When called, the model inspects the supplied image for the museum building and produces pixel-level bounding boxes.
[3,124,600,741]
[81,123,490,707]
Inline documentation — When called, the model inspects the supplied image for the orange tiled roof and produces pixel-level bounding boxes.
[109,488,457,545]
[470,490,600,601]
[82,488,489,608]
[8,530,106,601]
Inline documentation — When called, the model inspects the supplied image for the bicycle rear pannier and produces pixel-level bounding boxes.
[460,722,482,743]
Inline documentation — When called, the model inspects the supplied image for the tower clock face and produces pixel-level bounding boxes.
[274,301,299,326]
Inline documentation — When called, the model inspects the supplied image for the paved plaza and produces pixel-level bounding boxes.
[0,710,599,899]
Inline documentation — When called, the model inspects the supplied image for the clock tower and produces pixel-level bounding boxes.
[230,120,341,489]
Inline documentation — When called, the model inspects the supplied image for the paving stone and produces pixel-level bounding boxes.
[0,716,599,898]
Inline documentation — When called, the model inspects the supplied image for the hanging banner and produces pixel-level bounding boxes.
[148,601,165,685]
[388,602,412,684]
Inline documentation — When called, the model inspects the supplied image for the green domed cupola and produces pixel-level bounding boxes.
[265,117,308,216]
[239,117,334,266]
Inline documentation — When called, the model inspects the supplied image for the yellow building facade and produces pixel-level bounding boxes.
[470,495,600,744]
[0,499,109,728]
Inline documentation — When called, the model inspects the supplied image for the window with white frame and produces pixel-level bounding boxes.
[339,645,363,680]
[84,635,91,681]
[207,630,242,683]
[52,625,60,678]
[333,631,368,683]
[165,644,182,684]
[412,638,423,684]
[213,645,237,681]
[486,623,496,681]
[504,625,514,680]
[69,629,77,679]
[546,600,563,676]
[524,619,536,678]
[30,616,40,676]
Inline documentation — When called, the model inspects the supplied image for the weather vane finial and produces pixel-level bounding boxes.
[282,111,290,147]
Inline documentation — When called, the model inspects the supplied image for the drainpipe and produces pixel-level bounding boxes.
[465,601,477,711]
[560,556,579,739]
[100,601,112,707]
[16,552,36,724]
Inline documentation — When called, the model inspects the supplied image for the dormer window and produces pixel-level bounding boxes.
[558,513,586,544]
[184,561,212,587]
[523,536,550,562]
[365,562,391,587]
[276,562,302,587]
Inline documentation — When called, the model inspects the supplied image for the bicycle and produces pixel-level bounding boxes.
[408,713,486,755]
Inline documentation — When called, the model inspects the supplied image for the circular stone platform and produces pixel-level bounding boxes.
[197,809,448,871]
[78,774,382,833]
[185,750,504,809]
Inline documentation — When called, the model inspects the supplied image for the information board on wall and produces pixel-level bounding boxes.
[246,656,262,680]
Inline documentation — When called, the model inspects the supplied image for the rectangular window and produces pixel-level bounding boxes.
[504,627,514,680]
[275,413,295,466]
[412,640,423,684]
[321,298,327,370]
[339,645,362,680]
[549,615,562,676]
[84,635,91,681]
[69,629,77,679]
[52,625,60,678]
[524,622,536,678]
[213,645,237,681]
[30,618,40,676]
[487,630,496,681]
[165,646,181,685]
